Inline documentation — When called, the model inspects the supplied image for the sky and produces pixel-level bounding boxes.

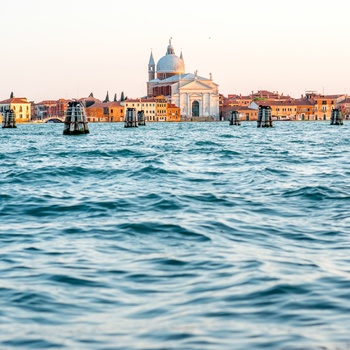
[1,0,349,102]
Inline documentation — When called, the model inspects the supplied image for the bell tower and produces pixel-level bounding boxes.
[148,50,155,81]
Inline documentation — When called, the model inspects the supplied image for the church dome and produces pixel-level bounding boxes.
[156,40,185,74]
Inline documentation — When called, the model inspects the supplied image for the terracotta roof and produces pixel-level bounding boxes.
[314,94,343,99]
[125,98,156,103]
[295,98,315,106]
[0,97,29,104]
[78,96,101,103]
[35,100,59,105]
[339,98,350,103]
[86,102,121,109]
[257,100,298,107]
[221,106,256,112]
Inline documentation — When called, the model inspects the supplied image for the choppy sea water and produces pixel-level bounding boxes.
[1,121,350,350]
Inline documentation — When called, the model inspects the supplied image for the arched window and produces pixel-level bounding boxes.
[192,101,199,117]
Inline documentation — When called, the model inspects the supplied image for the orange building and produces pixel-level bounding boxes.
[225,94,252,107]
[85,102,124,122]
[221,106,258,121]
[312,93,346,120]
[167,103,181,122]
[295,96,315,120]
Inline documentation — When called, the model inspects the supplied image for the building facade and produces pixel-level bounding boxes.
[85,102,124,122]
[0,97,31,123]
[124,96,180,122]
[147,39,219,120]
[33,99,69,121]
[312,93,346,120]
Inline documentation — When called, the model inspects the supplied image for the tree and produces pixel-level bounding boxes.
[103,91,110,103]
[10,92,14,98]
[114,93,117,102]
[120,91,125,101]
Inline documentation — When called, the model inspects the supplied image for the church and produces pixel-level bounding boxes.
[147,39,219,120]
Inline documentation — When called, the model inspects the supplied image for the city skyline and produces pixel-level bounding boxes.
[1,0,350,102]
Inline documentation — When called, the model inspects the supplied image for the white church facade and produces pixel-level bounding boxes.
[147,40,219,120]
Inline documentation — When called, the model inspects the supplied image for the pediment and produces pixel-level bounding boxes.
[179,80,214,91]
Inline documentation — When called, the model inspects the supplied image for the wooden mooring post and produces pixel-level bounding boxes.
[124,108,138,128]
[2,109,16,128]
[330,108,343,125]
[257,106,273,128]
[138,110,146,126]
[63,101,89,135]
[229,111,241,125]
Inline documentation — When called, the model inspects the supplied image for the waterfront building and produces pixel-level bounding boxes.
[223,90,292,107]
[295,95,316,120]
[155,95,168,122]
[85,101,124,122]
[147,39,219,120]
[79,94,102,108]
[221,106,258,121]
[251,90,292,101]
[124,98,156,121]
[33,99,69,121]
[167,103,181,122]
[224,94,253,107]
[338,96,350,119]
[312,93,346,121]
[124,96,180,122]
[249,100,298,120]
[0,96,31,123]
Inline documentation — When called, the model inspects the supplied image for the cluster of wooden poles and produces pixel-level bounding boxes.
[1,104,345,131]
[229,106,344,127]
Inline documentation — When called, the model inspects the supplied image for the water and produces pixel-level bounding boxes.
[1,121,350,350]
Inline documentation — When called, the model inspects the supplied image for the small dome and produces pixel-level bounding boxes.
[157,54,185,74]
[156,39,185,74]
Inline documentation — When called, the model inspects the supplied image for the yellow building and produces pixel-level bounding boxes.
[154,95,168,121]
[124,98,156,122]
[0,97,31,123]
[252,100,298,120]
[125,96,181,122]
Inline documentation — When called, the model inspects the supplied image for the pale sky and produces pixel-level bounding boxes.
[1,0,349,102]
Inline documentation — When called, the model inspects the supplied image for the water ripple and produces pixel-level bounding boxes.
[1,122,350,349]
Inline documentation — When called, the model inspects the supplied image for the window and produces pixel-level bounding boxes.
[192,101,199,116]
